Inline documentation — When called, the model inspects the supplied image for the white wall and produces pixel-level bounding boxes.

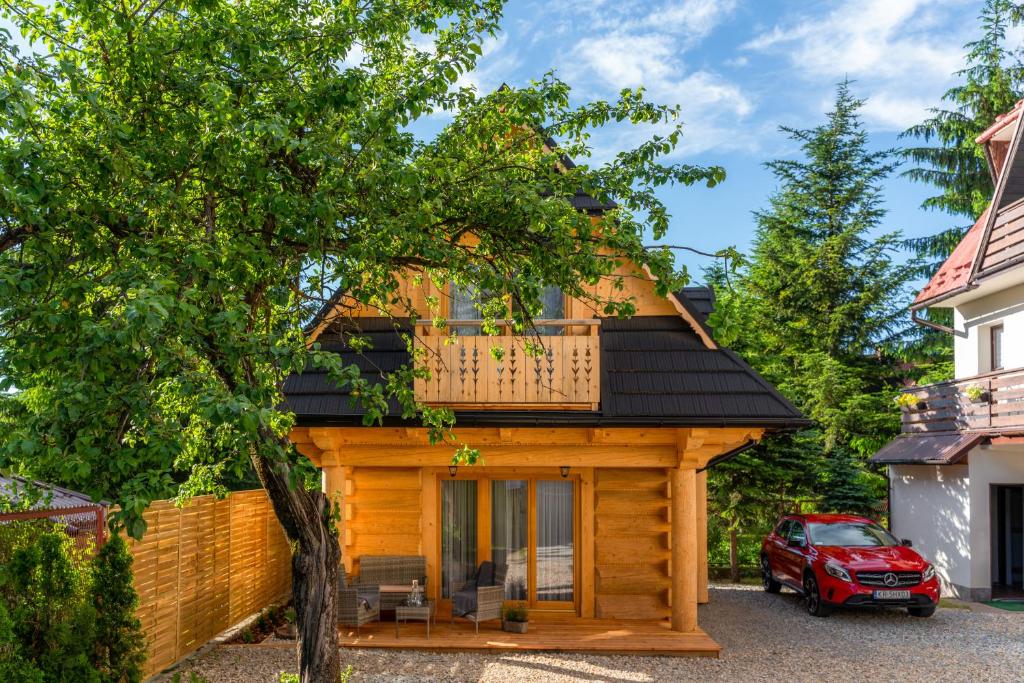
[968,443,1024,589]
[890,464,972,593]
[953,282,1024,379]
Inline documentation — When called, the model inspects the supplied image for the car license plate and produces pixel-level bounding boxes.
[873,590,911,600]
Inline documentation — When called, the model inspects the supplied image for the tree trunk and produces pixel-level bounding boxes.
[252,436,340,683]
[729,526,739,584]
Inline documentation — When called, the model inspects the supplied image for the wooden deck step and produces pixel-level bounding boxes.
[259,618,720,658]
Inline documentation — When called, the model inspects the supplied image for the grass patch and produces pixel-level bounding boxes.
[983,600,1024,612]
[939,599,970,610]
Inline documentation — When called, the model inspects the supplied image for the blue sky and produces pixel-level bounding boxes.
[447,0,1010,280]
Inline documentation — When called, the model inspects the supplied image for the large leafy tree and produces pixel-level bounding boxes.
[0,0,723,679]
[709,83,913,551]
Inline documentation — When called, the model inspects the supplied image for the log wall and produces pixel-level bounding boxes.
[127,490,292,676]
[593,468,671,620]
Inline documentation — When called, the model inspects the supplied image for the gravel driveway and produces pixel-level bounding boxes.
[159,584,1024,682]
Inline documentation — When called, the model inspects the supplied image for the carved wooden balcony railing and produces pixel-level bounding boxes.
[413,320,600,410]
[899,367,1024,434]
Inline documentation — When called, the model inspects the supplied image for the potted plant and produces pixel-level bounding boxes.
[501,604,529,634]
[274,607,298,640]
[894,393,926,412]
[963,384,991,404]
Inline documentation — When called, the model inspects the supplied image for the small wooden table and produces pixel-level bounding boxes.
[378,585,414,611]
[395,600,435,639]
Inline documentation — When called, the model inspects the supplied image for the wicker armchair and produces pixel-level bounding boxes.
[451,562,507,634]
[338,574,380,635]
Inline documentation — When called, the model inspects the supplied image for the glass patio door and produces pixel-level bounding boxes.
[490,478,575,608]
[441,479,477,599]
[535,480,574,604]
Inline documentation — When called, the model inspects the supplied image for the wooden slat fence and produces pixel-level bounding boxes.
[127,490,292,676]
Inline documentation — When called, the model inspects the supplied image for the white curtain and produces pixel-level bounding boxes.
[441,480,477,598]
[536,480,574,602]
[491,480,528,599]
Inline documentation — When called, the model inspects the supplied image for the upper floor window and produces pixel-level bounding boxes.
[449,281,564,335]
[991,323,1004,371]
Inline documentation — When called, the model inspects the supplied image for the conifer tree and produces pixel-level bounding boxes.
[902,0,1024,273]
[708,82,912,555]
[91,536,146,683]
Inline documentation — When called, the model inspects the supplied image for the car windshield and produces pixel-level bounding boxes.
[808,522,898,547]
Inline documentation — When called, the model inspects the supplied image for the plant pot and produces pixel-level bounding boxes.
[274,623,298,640]
[502,619,528,634]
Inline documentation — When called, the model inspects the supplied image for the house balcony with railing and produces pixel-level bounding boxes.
[413,319,600,410]
[898,367,1024,434]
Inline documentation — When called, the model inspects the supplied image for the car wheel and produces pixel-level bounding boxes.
[908,604,937,618]
[761,555,781,594]
[803,572,832,617]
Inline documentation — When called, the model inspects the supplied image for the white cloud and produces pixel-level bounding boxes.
[556,1,754,156]
[743,0,975,130]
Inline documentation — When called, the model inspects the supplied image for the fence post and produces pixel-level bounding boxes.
[95,505,106,549]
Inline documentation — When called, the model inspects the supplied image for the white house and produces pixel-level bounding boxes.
[872,101,1024,601]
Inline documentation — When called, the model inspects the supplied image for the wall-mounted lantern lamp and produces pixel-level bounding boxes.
[448,465,458,478]
[560,466,570,478]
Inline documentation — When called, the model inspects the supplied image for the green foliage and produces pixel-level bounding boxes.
[0,527,146,682]
[820,447,887,516]
[171,673,209,683]
[0,528,98,682]
[0,1,724,674]
[502,604,529,622]
[0,0,719,536]
[898,0,1024,377]
[902,0,1024,221]
[706,82,911,567]
[91,536,146,683]
[278,668,352,683]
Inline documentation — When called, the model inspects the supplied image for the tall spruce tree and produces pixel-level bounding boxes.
[707,83,912,567]
[898,0,1024,379]
[902,0,1024,272]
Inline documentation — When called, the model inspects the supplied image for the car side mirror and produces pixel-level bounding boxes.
[901,538,913,547]
[787,539,805,549]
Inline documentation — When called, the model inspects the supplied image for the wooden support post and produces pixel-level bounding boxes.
[322,466,346,554]
[671,466,698,632]
[580,468,596,618]
[697,469,709,604]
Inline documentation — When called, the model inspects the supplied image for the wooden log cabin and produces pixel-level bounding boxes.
[283,196,807,648]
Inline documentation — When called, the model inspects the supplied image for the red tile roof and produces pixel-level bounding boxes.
[912,207,988,308]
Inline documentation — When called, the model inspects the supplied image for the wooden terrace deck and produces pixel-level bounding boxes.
[329,617,721,658]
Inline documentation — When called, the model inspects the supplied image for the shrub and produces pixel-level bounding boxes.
[92,535,146,683]
[0,523,146,682]
[2,529,99,682]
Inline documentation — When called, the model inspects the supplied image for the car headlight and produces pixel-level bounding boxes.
[824,561,852,583]
[923,564,936,581]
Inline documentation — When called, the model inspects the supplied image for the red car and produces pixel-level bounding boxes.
[760,513,940,617]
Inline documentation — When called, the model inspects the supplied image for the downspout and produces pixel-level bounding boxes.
[911,308,956,336]
[697,439,758,473]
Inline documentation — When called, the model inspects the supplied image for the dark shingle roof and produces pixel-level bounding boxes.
[599,316,803,421]
[676,287,715,323]
[283,310,807,429]
[283,318,411,418]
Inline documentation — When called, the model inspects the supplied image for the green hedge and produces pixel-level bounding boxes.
[0,522,146,682]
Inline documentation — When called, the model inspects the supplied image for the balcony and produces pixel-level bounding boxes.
[413,320,600,410]
[899,367,1024,434]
